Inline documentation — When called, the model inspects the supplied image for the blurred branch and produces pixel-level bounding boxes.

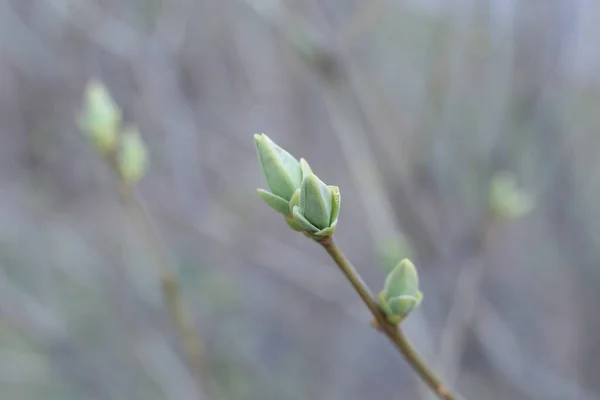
[44,0,144,60]
[44,0,208,215]
[134,332,207,400]
[190,202,367,321]
[0,267,122,400]
[116,180,212,398]
[474,299,599,400]
[335,0,385,51]
[151,0,194,50]
[436,219,496,390]
[0,1,64,78]
[80,79,211,396]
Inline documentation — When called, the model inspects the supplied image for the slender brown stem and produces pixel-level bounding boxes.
[118,181,212,396]
[321,238,456,400]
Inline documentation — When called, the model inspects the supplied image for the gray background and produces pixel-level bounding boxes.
[0,0,598,399]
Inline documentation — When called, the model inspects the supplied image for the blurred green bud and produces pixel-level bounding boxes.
[79,80,121,155]
[291,173,341,239]
[489,172,534,220]
[255,133,303,214]
[117,127,148,184]
[378,258,423,324]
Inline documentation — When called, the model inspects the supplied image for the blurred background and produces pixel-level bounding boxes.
[0,0,599,399]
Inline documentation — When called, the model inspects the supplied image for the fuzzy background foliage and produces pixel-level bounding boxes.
[0,1,599,399]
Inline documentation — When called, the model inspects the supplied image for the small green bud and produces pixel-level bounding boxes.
[254,133,302,204]
[489,172,534,220]
[291,173,341,239]
[300,173,332,230]
[116,127,148,184]
[79,80,121,155]
[378,258,423,324]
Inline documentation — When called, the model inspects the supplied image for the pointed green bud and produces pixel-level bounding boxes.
[254,133,302,201]
[79,80,121,155]
[328,185,341,226]
[378,258,423,324]
[300,158,313,179]
[299,173,332,230]
[284,214,305,231]
[257,189,291,214]
[117,127,148,184]
[253,134,342,238]
[291,205,319,232]
[289,188,301,214]
[290,175,340,239]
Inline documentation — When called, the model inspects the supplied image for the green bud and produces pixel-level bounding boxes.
[254,133,302,202]
[378,258,423,324]
[284,214,305,232]
[300,173,332,229]
[79,80,121,155]
[489,172,534,220]
[116,127,148,184]
[291,173,341,239]
[288,188,301,214]
[257,189,291,214]
[252,134,341,237]
[299,158,313,178]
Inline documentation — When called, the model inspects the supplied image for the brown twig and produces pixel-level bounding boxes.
[321,239,456,400]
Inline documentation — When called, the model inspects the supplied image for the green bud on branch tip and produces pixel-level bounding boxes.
[291,173,340,240]
[117,126,148,184]
[254,133,302,204]
[254,133,341,239]
[378,258,423,324]
[79,80,121,155]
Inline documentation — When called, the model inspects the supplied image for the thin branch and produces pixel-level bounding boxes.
[320,239,456,400]
[190,202,592,400]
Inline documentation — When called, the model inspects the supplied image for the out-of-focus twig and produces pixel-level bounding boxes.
[44,0,144,59]
[334,0,385,51]
[151,0,194,50]
[0,1,63,78]
[436,218,496,389]
[474,299,599,400]
[77,218,208,400]
[0,267,121,400]
[80,76,211,395]
[116,180,212,398]
[44,0,208,215]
